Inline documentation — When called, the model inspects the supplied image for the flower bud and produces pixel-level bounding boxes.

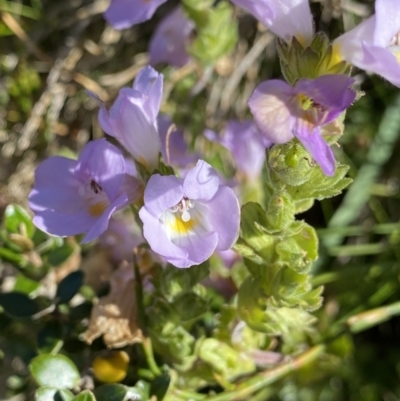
[268,142,314,186]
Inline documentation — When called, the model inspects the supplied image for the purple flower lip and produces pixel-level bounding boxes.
[29,139,132,243]
[104,0,168,29]
[139,160,240,268]
[249,75,356,176]
[334,0,400,88]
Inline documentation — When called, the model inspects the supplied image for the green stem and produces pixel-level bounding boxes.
[133,256,146,331]
[170,388,207,401]
[142,337,162,377]
[133,256,162,377]
[206,345,325,401]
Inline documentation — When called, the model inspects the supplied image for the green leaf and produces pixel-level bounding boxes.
[189,2,237,65]
[0,291,38,317]
[56,271,84,304]
[73,390,96,401]
[13,274,41,295]
[93,384,127,401]
[198,338,255,381]
[150,372,170,401]
[156,261,209,299]
[172,292,208,322]
[35,388,74,401]
[238,203,275,263]
[46,244,75,266]
[4,204,35,238]
[0,246,27,266]
[30,354,80,389]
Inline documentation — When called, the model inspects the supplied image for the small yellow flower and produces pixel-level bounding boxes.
[92,351,129,383]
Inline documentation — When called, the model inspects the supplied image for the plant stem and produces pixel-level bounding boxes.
[206,345,325,401]
[142,337,162,377]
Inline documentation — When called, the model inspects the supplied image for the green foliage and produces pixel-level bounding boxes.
[4,204,35,238]
[35,388,74,401]
[277,32,350,84]
[0,291,39,317]
[55,271,84,304]
[183,0,237,65]
[30,354,80,389]
[73,391,96,401]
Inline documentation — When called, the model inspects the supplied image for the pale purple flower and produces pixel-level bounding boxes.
[334,0,400,87]
[104,0,168,29]
[139,160,240,268]
[205,121,271,179]
[249,75,356,176]
[158,115,198,168]
[99,216,143,262]
[98,66,162,170]
[149,7,194,67]
[29,139,137,243]
[230,0,314,44]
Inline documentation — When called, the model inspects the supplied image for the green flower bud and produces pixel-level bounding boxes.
[277,32,350,84]
[268,142,314,186]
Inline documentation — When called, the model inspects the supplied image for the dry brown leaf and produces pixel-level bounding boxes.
[81,262,143,348]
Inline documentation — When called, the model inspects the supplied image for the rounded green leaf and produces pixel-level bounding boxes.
[35,388,74,401]
[73,390,96,401]
[0,292,38,318]
[30,354,80,389]
[93,384,127,401]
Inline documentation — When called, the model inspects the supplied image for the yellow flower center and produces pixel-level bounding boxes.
[88,201,109,217]
[168,215,197,235]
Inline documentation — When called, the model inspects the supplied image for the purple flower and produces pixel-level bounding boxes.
[230,0,314,44]
[149,7,194,67]
[158,115,199,168]
[104,0,168,29]
[139,160,240,268]
[99,66,162,170]
[29,139,137,243]
[99,216,143,262]
[334,0,400,87]
[249,75,356,176]
[205,121,271,179]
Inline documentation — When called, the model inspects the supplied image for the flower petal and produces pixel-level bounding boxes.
[361,43,400,88]
[231,0,314,44]
[104,0,168,29]
[29,156,82,213]
[99,88,161,169]
[374,0,400,47]
[162,207,219,268]
[294,122,336,176]
[33,209,94,238]
[295,75,356,123]
[78,139,126,200]
[334,16,376,66]
[248,80,295,143]
[132,66,164,123]
[143,174,183,217]
[139,207,187,261]
[200,186,240,251]
[82,193,129,243]
[149,7,193,67]
[183,160,219,201]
